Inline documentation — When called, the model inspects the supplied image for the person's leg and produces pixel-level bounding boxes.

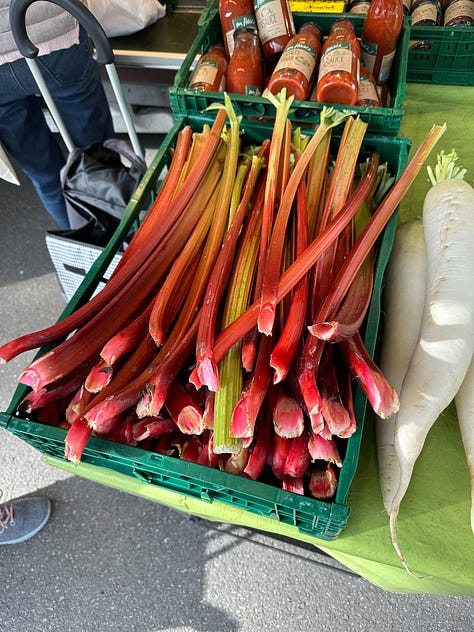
[0,93,70,228]
[0,60,70,228]
[0,496,51,545]
[37,25,115,148]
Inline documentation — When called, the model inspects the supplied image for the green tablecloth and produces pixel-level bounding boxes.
[45,84,474,596]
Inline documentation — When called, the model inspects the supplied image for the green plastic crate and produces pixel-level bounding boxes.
[407,24,474,85]
[0,115,411,541]
[169,7,410,135]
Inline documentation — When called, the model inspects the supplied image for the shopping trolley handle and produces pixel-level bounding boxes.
[9,0,114,65]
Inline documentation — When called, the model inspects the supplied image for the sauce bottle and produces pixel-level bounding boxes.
[357,65,382,107]
[360,0,404,84]
[443,0,474,25]
[219,0,258,58]
[189,44,228,92]
[253,0,295,59]
[266,22,323,101]
[227,27,265,95]
[410,0,442,25]
[313,19,360,107]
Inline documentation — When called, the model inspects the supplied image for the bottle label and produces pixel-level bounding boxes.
[189,60,219,88]
[360,38,377,75]
[254,0,288,44]
[411,1,440,24]
[318,42,353,81]
[444,0,474,24]
[274,42,317,81]
[348,0,371,13]
[378,49,396,83]
[226,15,258,56]
[358,73,379,103]
[245,85,262,95]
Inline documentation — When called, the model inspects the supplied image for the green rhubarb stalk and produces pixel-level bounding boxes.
[213,187,262,454]
[258,107,352,336]
[305,132,331,241]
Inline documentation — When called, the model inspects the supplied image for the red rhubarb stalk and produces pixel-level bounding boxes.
[0,113,227,364]
[131,416,177,442]
[213,151,381,363]
[148,183,220,346]
[338,331,400,419]
[309,249,374,342]
[18,156,225,393]
[270,171,308,383]
[258,107,352,336]
[284,432,311,478]
[243,407,273,480]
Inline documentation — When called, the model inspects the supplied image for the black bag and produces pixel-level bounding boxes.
[59,138,147,247]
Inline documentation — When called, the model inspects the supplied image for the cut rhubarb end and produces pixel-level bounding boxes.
[64,417,92,464]
[196,357,220,392]
[230,396,253,439]
[310,410,325,435]
[298,369,322,418]
[257,303,275,336]
[321,395,353,439]
[282,475,305,495]
[188,366,203,390]
[308,432,343,467]
[18,367,43,392]
[309,463,338,499]
[177,407,205,435]
[272,392,305,439]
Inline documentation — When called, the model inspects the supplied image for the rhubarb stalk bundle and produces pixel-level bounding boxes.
[0,94,446,504]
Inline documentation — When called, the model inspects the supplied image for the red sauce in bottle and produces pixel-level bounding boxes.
[443,0,474,25]
[253,0,295,59]
[313,19,360,107]
[266,22,323,101]
[357,65,382,107]
[227,27,264,95]
[360,0,404,84]
[189,44,228,92]
[219,0,258,58]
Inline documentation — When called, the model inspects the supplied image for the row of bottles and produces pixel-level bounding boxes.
[348,0,474,26]
[189,20,383,107]
[189,0,404,108]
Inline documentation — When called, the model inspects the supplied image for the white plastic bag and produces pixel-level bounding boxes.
[86,0,166,38]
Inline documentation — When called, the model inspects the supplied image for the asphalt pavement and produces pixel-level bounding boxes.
[0,137,473,632]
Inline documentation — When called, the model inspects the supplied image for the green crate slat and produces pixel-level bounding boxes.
[170,9,410,135]
[407,24,474,86]
[0,115,411,541]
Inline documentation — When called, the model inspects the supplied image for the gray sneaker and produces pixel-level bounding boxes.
[0,497,52,545]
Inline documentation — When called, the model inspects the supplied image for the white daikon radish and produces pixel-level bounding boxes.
[454,353,474,535]
[390,151,474,572]
[377,218,427,515]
